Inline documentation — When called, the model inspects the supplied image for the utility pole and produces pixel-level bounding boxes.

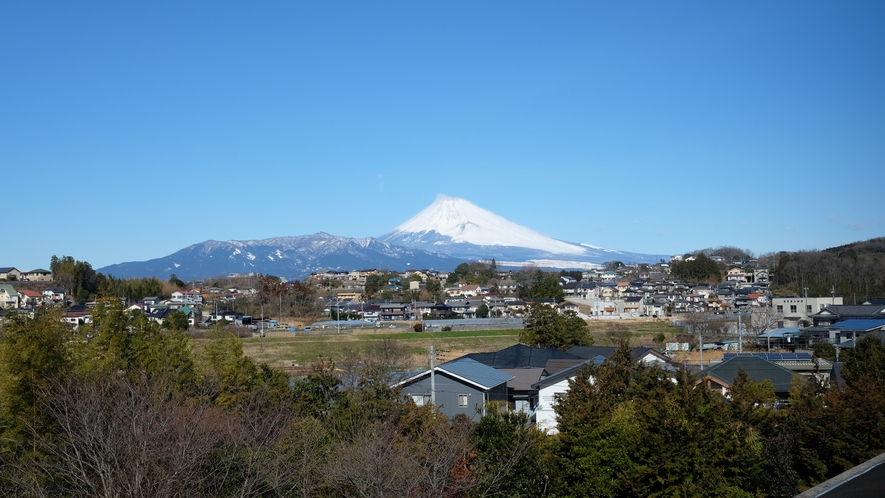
[737,311,742,353]
[430,345,436,405]
[698,326,704,371]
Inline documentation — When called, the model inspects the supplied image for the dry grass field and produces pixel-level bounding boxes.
[223,317,685,374]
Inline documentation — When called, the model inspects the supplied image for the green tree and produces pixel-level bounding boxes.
[51,255,101,303]
[447,263,471,286]
[476,303,489,318]
[670,254,722,283]
[165,310,189,331]
[515,268,565,302]
[169,273,186,289]
[813,342,837,362]
[841,334,885,386]
[72,299,196,389]
[519,304,590,350]
[554,343,760,497]
[471,405,556,497]
[0,306,71,450]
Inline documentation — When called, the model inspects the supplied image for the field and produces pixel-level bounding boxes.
[231,318,684,373]
[238,328,523,371]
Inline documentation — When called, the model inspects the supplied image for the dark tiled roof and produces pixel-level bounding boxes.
[498,368,545,391]
[465,344,582,369]
[814,305,885,318]
[704,356,799,393]
[543,359,587,376]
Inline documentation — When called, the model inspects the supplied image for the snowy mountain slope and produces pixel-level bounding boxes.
[382,195,665,266]
[388,195,584,254]
[97,233,464,281]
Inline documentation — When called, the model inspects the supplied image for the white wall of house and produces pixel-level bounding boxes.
[535,377,572,435]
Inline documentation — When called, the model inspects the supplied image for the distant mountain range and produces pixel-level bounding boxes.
[97,233,463,282]
[97,196,667,281]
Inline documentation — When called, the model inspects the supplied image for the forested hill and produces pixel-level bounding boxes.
[771,237,885,300]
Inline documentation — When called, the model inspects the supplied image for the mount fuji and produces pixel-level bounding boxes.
[381,195,665,268]
[96,196,665,281]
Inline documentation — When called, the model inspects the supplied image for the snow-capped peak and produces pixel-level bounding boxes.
[388,195,585,255]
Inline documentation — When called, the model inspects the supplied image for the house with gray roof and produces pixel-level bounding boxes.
[465,344,583,369]
[394,357,512,421]
[812,304,885,327]
[699,355,801,399]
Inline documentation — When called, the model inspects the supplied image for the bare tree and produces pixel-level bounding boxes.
[22,375,230,498]
[325,409,476,498]
[746,307,784,352]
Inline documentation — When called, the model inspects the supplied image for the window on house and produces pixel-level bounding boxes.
[806,305,812,313]
[411,394,431,406]
[776,305,783,313]
[790,305,797,313]
[458,394,468,407]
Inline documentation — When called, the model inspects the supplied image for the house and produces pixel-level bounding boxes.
[458,284,483,298]
[444,298,470,316]
[531,358,597,434]
[498,367,546,417]
[0,267,22,281]
[623,296,643,316]
[577,281,597,299]
[170,290,204,306]
[755,326,802,349]
[146,307,174,325]
[531,346,677,434]
[506,299,526,316]
[395,357,513,421]
[811,303,884,327]
[719,352,833,385]
[18,289,43,308]
[465,344,584,369]
[828,319,885,346]
[774,296,844,327]
[559,301,580,315]
[42,288,66,303]
[63,305,92,328]
[379,302,410,321]
[0,284,19,309]
[699,355,801,400]
[525,298,557,308]
[567,346,673,367]
[498,278,518,295]
[23,268,52,282]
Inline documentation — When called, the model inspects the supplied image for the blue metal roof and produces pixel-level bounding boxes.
[831,319,885,331]
[757,326,801,338]
[439,357,514,390]
[724,352,813,361]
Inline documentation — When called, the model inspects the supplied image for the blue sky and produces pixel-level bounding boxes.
[3,1,884,271]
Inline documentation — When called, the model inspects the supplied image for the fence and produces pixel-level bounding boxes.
[422,317,524,330]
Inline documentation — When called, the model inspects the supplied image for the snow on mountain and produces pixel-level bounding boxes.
[386,195,585,255]
[97,232,464,281]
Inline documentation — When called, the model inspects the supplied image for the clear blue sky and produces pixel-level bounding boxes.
[3,1,883,271]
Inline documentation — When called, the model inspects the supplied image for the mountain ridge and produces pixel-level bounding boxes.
[97,196,667,280]
[382,195,665,266]
[98,233,463,281]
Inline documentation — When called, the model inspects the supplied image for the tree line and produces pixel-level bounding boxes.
[771,237,885,300]
[4,301,885,495]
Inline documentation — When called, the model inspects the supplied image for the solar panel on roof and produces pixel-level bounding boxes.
[797,353,812,360]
